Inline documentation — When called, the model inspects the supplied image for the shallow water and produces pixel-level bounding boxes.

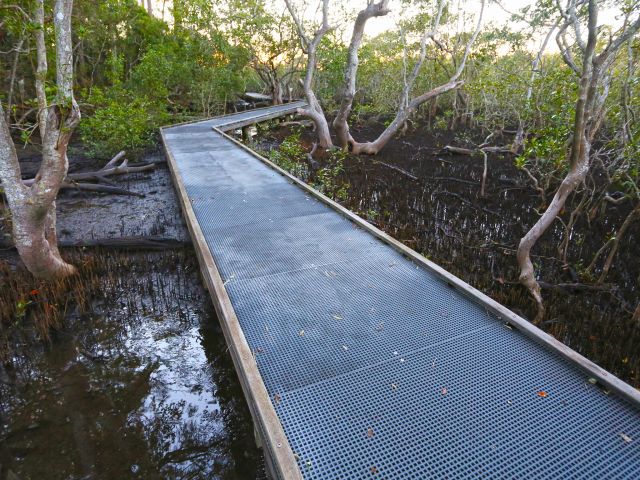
[0,250,263,479]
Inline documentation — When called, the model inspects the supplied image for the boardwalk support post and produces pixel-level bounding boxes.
[242,126,251,142]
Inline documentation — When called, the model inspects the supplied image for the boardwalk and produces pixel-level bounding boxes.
[161,104,640,479]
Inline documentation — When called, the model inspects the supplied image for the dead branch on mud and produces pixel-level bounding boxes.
[22,151,156,187]
[375,161,418,181]
[16,151,156,197]
[443,144,510,197]
[59,182,145,197]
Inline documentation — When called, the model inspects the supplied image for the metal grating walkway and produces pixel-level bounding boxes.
[162,104,640,478]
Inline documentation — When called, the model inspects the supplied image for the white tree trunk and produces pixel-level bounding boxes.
[0,0,80,280]
[333,0,390,148]
[515,0,640,323]
[35,0,48,140]
[512,20,558,153]
[350,80,462,155]
[285,0,333,148]
[344,0,483,155]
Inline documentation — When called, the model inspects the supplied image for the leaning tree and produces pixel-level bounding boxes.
[516,0,640,324]
[333,0,485,155]
[225,0,302,105]
[0,0,81,279]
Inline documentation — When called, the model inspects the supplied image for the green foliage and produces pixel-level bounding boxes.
[1,0,639,201]
[313,149,349,201]
[68,0,249,157]
[79,87,168,158]
[465,49,532,131]
[516,65,577,175]
[14,298,33,323]
[268,133,308,177]
[267,134,350,201]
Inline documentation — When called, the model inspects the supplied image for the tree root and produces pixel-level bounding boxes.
[60,182,145,197]
[374,161,418,180]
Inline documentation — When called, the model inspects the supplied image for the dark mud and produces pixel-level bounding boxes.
[251,120,640,388]
[1,149,263,479]
[2,145,189,245]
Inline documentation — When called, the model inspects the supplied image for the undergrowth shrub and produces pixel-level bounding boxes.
[79,87,169,159]
[268,132,308,177]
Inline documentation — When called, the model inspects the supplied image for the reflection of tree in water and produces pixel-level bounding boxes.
[1,251,262,479]
[0,324,161,479]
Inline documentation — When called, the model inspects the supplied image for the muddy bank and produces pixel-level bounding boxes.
[1,145,190,246]
[250,120,640,388]
[0,148,264,479]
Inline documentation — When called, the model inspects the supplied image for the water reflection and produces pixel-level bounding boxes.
[0,250,262,479]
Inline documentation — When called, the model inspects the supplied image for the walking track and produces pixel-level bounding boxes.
[161,103,640,479]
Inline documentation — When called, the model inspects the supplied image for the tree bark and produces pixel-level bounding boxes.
[35,0,48,140]
[516,0,607,323]
[516,0,640,322]
[350,80,463,155]
[347,0,484,155]
[516,149,590,323]
[285,0,333,148]
[333,0,390,148]
[0,0,80,280]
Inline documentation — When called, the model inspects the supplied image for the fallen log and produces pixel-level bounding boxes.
[280,120,313,128]
[60,182,145,197]
[443,145,477,156]
[22,151,156,187]
[0,236,192,250]
[241,92,272,102]
[537,281,614,295]
[444,145,511,155]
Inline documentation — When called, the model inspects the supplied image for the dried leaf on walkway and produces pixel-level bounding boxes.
[620,433,632,443]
